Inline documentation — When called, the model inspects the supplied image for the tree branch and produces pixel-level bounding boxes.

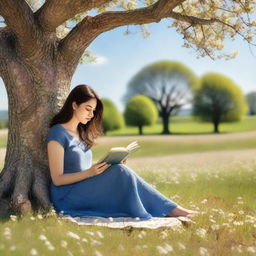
[35,0,113,32]
[59,0,186,64]
[169,11,219,25]
[0,0,41,58]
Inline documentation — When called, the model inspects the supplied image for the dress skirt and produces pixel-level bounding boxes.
[50,164,178,220]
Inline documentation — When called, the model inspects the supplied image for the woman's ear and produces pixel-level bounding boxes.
[72,102,77,110]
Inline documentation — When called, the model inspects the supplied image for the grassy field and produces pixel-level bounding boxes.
[0,149,255,255]
[107,115,256,136]
[0,130,255,255]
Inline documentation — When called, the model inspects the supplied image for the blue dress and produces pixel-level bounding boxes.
[47,124,178,219]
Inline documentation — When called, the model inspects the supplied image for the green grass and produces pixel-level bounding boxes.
[107,115,256,136]
[0,154,255,256]
[0,125,256,255]
[91,132,256,161]
[0,134,7,148]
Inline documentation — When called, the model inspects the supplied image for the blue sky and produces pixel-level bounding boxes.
[0,18,255,112]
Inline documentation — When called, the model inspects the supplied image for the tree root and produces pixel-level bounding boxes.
[0,160,52,218]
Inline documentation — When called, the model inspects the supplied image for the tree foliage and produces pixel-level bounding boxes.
[124,95,158,135]
[246,91,256,115]
[0,0,255,63]
[123,60,198,134]
[102,98,124,134]
[193,73,248,133]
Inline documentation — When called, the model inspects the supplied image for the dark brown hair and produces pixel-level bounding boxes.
[49,84,103,148]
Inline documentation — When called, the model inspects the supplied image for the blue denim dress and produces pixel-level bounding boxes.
[47,124,177,219]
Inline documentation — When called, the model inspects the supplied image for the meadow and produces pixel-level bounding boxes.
[107,115,256,136]
[0,122,255,255]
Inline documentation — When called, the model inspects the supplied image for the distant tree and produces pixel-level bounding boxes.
[102,98,124,134]
[124,95,158,135]
[246,92,256,115]
[123,61,198,134]
[193,73,248,133]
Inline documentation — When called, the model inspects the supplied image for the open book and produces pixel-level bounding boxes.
[97,141,140,164]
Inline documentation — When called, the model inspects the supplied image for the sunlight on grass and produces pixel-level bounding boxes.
[0,150,255,255]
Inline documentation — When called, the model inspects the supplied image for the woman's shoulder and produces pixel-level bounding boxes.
[47,124,68,147]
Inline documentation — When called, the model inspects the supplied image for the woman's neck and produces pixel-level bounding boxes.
[61,120,79,134]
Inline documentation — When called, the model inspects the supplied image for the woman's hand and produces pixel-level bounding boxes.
[120,159,128,165]
[88,162,111,177]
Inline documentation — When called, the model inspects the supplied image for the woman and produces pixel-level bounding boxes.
[47,84,196,219]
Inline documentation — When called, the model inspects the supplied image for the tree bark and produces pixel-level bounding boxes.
[213,121,219,133]
[161,112,170,134]
[138,125,143,135]
[0,29,73,217]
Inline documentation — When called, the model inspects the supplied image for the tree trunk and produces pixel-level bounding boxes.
[161,112,170,134]
[0,34,74,216]
[138,125,143,135]
[213,121,219,133]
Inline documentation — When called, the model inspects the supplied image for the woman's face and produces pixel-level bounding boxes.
[72,98,97,124]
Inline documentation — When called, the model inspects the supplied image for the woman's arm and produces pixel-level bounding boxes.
[47,141,110,186]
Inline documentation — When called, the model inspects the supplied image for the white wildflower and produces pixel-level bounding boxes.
[96,231,104,239]
[201,199,208,204]
[3,227,11,240]
[233,221,244,226]
[94,250,103,256]
[38,235,47,241]
[177,242,186,250]
[163,243,173,252]
[60,240,68,248]
[247,247,256,253]
[47,245,55,251]
[67,251,74,256]
[82,238,88,243]
[10,215,17,221]
[238,210,244,215]
[90,239,102,246]
[37,214,43,219]
[156,245,168,255]
[67,231,80,240]
[218,209,225,215]
[85,231,94,236]
[138,233,144,239]
[195,228,207,239]
[211,224,220,230]
[160,230,168,239]
[199,247,209,256]
[237,196,243,200]
[30,248,38,255]
[30,216,36,221]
